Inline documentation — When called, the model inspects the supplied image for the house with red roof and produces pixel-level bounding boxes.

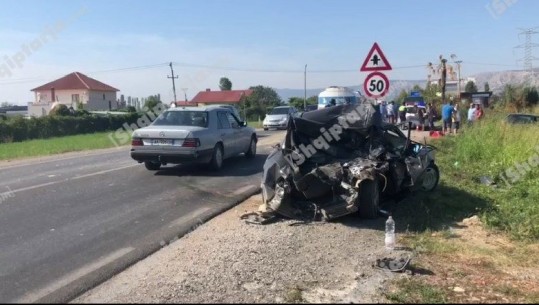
[190,88,253,107]
[29,72,120,117]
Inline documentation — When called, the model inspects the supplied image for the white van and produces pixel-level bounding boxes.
[317,86,359,109]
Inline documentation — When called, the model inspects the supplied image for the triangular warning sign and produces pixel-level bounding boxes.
[360,42,392,72]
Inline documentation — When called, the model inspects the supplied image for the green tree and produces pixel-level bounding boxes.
[144,95,161,110]
[465,81,478,93]
[126,106,137,113]
[49,104,71,116]
[219,77,232,91]
[242,86,282,120]
[524,86,539,107]
[422,83,440,102]
[396,89,409,105]
[1,102,14,107]
[484,82,490,92]
[287,96,317,110]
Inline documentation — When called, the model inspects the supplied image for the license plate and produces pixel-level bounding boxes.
[151,139,173,146]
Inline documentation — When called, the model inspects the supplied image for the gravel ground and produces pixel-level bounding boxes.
[74,194,411,303]
[73,129,426,304]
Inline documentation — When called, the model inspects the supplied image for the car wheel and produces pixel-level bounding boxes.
[245,136,257,158]
[144,161,161,171]
[359,178,380,219]
[420,163,440,192]
[209,144,224,171]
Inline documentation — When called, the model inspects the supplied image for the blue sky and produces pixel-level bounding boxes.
[0,0,537,104]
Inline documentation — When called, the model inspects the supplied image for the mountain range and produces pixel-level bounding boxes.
[275,69,539,102]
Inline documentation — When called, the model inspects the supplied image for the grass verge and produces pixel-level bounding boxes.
[384,110,539,303]
[0,132,128,161]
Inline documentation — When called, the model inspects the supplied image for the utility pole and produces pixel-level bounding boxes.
[440,55,447,103]
[168,62,178,104]
[515,28,539,84]
[455,61,462,96]
[181,88,188,102]
[304,64,307,111]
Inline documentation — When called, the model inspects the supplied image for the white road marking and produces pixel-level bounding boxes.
[169,207,213,228]
[71,164,138,180]
[16,247,135,303]
[7,164,138,194]
[231,184,257,196]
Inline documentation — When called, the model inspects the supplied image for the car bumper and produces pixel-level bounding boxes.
[263,122,288,129]
[130,148,214,164]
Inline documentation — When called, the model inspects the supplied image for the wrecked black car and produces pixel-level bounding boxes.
[260,103,439,221]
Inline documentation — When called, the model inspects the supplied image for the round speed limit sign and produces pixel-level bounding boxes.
[363,71,390,98]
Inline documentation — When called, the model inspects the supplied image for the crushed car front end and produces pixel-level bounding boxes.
[260,103,439,222]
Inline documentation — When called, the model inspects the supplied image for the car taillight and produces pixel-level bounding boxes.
[182,138,200,147]
[131,138,143,146]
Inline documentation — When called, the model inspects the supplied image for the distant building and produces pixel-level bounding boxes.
[170,100,197,107]
[0,105,28,117]
[29,72,119,117]
[191,89,253,107]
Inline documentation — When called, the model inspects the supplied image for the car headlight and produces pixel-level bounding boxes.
[280,117,288,123]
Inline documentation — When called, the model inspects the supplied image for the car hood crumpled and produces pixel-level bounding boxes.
[245,103,437,224]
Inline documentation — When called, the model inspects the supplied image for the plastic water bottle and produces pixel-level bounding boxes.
[385,216,396,250]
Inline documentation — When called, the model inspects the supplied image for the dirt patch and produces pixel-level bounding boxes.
[386,216,539,303]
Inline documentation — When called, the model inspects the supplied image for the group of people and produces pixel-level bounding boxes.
[441,101,484,134]
[379,101,398,124]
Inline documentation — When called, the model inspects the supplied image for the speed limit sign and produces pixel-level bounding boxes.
[363,71,390,98]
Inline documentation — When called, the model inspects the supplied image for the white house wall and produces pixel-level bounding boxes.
[34,89,88,106]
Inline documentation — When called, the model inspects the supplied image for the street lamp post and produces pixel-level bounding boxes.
[304,64,307,111]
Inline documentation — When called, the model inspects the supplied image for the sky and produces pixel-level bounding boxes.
[0,0,537,105]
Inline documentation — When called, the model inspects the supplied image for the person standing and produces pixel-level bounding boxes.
[387,101,396,124]
[398,104,406,124]
[452,103,461,134]
[467,103,476,126]
[417,105,426,130]
[427,102,436,131]
[441,101,454,134]
[475,104,484,120]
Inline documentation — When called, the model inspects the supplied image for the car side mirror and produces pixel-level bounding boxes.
[240,121,247,127]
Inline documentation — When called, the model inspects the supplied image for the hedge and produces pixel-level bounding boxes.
[0,113,141,143]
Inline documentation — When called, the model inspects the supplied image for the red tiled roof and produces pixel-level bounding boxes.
[191,90,253,104]
[31,72,119,92]
[173,100,198,106]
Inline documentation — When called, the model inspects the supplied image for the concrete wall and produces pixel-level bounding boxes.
[87,91,117,111]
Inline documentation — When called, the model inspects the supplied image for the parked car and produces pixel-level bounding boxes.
[403,104,426,129]
[504,113,538,124]
[305,104,318,112]
[260,103,439,221]
[263,106,298,130]
[130,106,257,171]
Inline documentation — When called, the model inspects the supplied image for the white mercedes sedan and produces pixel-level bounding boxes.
[130,106,257,171]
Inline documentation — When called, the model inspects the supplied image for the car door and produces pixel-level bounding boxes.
[226,111,248,154]
[216,111,237,158]
[229,111,251,151]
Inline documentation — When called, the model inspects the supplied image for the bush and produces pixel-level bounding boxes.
[49,104,71,116]
[0,112,143,143]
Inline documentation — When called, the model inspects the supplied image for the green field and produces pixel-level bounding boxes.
[0,132,129,161]
[393,111,539,241]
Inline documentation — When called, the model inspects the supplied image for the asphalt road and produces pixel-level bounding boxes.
[0,130,283,303]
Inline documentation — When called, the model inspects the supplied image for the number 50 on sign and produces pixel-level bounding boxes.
[363,71,390,98]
